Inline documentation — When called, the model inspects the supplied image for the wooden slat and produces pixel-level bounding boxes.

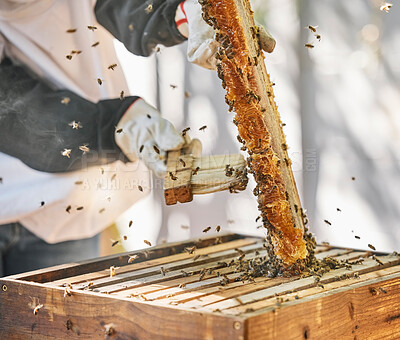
[47,238,259,287]
[9,233,243,283]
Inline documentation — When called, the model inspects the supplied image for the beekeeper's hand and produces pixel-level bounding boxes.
[115,99,184,177]
[176,0,276,70]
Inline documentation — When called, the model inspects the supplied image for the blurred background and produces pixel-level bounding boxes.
[102,0,400,255]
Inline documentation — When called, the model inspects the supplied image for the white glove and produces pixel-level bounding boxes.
[115,99,184,177]
[180,0,276,70]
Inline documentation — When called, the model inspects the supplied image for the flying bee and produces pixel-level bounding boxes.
[61,97,71,105]
[40,201,45,207]
[153,145,160,154]
[305,43,314,49]
[145,4,153,14]
[66,55,73,60]
[66,205,72,213]
[184,91,191,98]
[123,235,127,241]
[315,34,321,41]
[146,114,151,119]
[181,225,189,230]
[66,28,77,33]
[128,24,134,31]
[120,91,125,100]
[216,225,221,232]
[199,125,207,131]
[203,227,211,233]
[87,25,97,31]
[306,25,318,32]
[355,235,360,239]
[192,166,200,175]
[139,145,144,153]
[138,185,143,192]
[97,78,103,85]
[79,144,90,154]
[323,219,331,226]
[33,304,43,315]
[170,84,178,89]
[91,41,100,47]
[61,148,72,158]
[115,127,123,134]
[380,3,392,12]
[71,50,82,55]
[99,208,105,213]
[179,158,186,167]
[128,254,139,263]
[169,172,178,180]
[144,240,152,246]
[68,120,82,129]
[129,220,133,227]
[111,173,117,181]
[368,244,376,251]
[179,283,186,289]
[76,206,84,211]
[108,63,117,71]
[181,127,190,136]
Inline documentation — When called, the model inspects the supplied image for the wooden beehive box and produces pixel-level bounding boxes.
[0,233,399,339]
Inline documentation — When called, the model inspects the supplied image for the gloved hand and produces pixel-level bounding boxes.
[178,0,276,70]
[115,99,184,177]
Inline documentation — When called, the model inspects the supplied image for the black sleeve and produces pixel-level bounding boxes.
[0,57,138,173]
[94,0,187,57]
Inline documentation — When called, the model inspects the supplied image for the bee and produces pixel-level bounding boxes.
[193,255,200,261]
[115,127,123,134]
[120,91,125,100]
[61,97,71,105]
[181,225,189,230]
[66,54,73,60]
[61,148,72,158]
[75,181,83,186]
[199,125,207,131]
[181,127,190,136]
[216,225,221,232]
[368,244,376,251]
[168,172,178,181]
[178,283,186,289]
[156,46,161,53]
[129,220,133,227]
[351,177,356,181]
[170,84,178,89]
[139,145,144,153]
[68,120,82,129]
[153,145,160,154]
[33,304,44,315]
[91,41,100,47]
[0,177,2,184]
[111,173,117,181]
[192,167,200,175]
[128,254,139,263]
[184,91,191,98]
[99,208,105,214]
[128,24,134,31]
[372,255,383,265]
[71,50,82,55]
[281,143,288,151]
[145,4,153,14]
[138,185,143,192]
[304,43,314,49]
[203,227,211,233]
[100,168,105,174]
[76,206,84,211]
[66,28,77,33]
[66,205,72,213]
[315,34,321,41]
[306,25,318,33]
[108,63,117,71]
[97,78,103,85]
[146,114,151,119]
[40,201,45,207]
[379,287,387,294]
[79,144,90,154]
[64,285,72,297]
[179,158,186,167]
[337,208,342,212]
[124,234,128,240]
[109,266,116,277]
[144,239,152,246]
[104,323,116,336]
[185,246,196,254]
[87,25,97,31]
[380,3,392,12]
[323,219,331,226]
